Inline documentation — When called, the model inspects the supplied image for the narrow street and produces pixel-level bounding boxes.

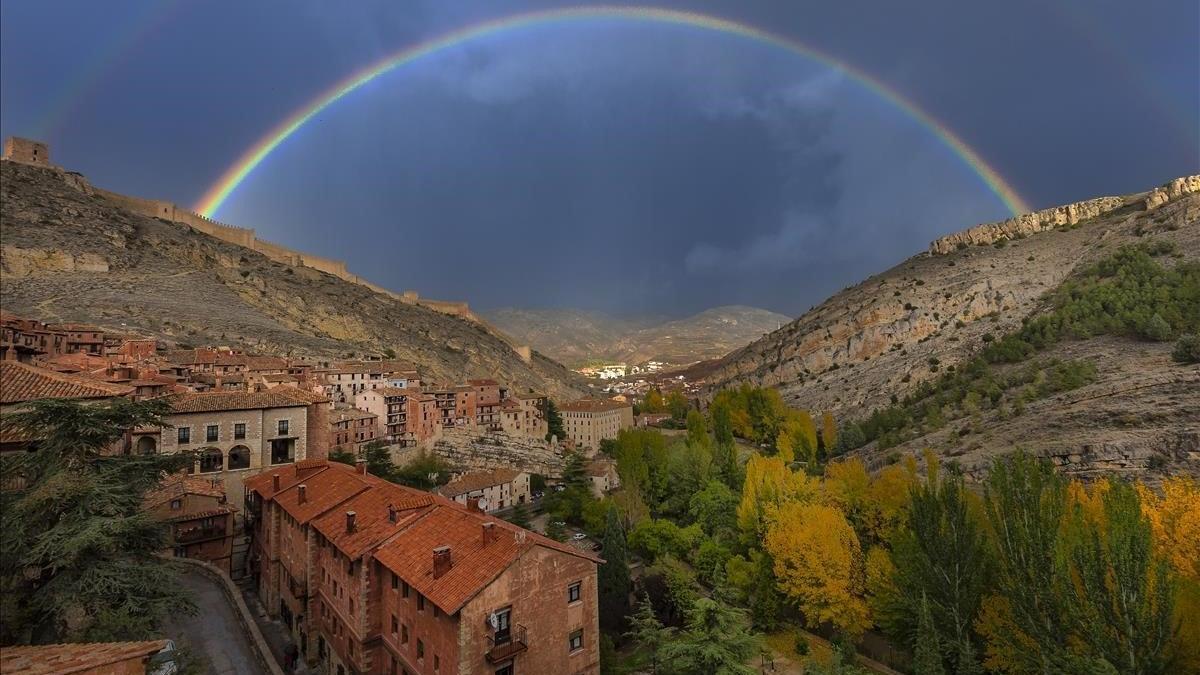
[164,568,267,675]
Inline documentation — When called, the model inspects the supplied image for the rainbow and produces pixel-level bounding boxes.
[195,6,1030,217]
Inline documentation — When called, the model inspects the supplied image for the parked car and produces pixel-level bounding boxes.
[571,533,587,541]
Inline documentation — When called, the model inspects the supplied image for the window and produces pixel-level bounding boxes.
[234,423,246,439]
[417,639,424,659]
[199,448,223,473]
[401,624,409,644]
[177,427,190,444]
[569,629,583,652]
[434,655,440,671]
[206,425,219,442]
[417,595,425,612]
[170,499,182,510]
[391,615,398,634]
[277,419,289,436]
[402,581,410,598]
[227,445,250,470]
[391,573,398,590]
[568,581,581,603]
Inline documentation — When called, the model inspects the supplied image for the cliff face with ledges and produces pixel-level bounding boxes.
[707,176,1199,480]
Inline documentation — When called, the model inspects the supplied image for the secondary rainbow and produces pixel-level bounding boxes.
[195,6,1030,218]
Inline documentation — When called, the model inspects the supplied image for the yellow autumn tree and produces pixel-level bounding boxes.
[737,454,816,543]
[1138,477,1200,672]
[821,411,837,453]
[765,502,871,636]
[777,410,818,467]
[864,459,919,543]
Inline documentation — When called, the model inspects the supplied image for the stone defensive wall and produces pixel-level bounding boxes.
[928,174,1200,255]
[89,177,534,362]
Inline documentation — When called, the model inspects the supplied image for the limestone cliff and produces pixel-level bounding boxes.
[0,160,587,400]
[706,175,1200,479]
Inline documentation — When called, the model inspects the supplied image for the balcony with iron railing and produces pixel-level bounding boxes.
[485,624,528,663]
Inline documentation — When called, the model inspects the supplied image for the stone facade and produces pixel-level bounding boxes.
[560,399,634,449]
[2,137,49,165]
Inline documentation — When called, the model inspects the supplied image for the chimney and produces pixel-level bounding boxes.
[356,459,368,475]
[272,475,280,492]
[432,546,452,578]
[388,504,398,523]
[466,497,482,513]
[482,522,495,545]
[345,511,357,533]
[298,484,307,503]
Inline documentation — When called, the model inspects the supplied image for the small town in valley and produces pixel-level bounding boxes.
[2,4,1199,675]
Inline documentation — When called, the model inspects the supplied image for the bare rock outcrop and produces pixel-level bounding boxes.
[1144,174,1200,210]
[428,427,566,477]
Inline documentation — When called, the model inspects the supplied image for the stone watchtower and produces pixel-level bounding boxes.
[2,137,50,165]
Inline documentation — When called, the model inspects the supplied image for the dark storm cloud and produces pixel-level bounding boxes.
[1,0,1195,317]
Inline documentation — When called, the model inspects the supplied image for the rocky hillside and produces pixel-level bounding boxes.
[486,305,789,367]
[706,175,1200,479]
[0,160,587,400]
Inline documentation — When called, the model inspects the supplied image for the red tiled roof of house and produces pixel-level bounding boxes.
[310,481,434,558]
[436,468,522,498]
[331,407,377,424]
[270,464,372,525]
[162,349,218,365]
[144,474,227,509]
[242,356,290,371]
[560,397,632,413]
[243,458,330,499]
[367,386,411,397]
[0,640,168,674]
[166,388,325,413]
[162,504,238,523]
[499,399,521,411]
[0,361,134,404]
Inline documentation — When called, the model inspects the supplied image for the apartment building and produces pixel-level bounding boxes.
[244,460,601,675]
[466,379,503,430]
[147,389,330,510]
[559,399,634,449]
[331,406,380,453]
[144,474,238,573]
[436,468,531,512]
[355,387,442,448]
[324,361,419,403]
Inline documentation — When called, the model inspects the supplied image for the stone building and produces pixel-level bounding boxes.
[436,468,531,512]
[143,474,238,573]
[331,406,379,453]
[2,136,50,165]
[355,387,442,448]
[585,459,621,499]
[559,398,634,449]
[145,389,330,511]
[244,460,601,675]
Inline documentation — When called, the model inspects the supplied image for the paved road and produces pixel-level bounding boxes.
[165,568,267,675]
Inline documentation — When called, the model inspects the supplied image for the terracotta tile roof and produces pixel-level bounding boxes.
[0,361,134,404]
[560,397,632,413]
[242,356,290,371]
[144,474,227,509]
[270,464,371,524]
[310,482,434,558]
[162,349,218,365]
[513,392,545,400]
[331,407,377,423]
[166,388,324,414]
[499,399,521,411]
[0,640,168,674]
[162,504,238,523]
[436,468,522,498]
[244,458,330,499]
[374,503,601,614]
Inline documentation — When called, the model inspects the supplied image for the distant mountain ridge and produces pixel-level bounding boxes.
[485,305,790,367]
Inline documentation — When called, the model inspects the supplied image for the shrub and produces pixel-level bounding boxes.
[1173,334,1200,364]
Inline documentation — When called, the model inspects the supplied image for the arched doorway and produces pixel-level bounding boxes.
[228,445,250,470]
[135,436,157,455]
[199,447,224,473]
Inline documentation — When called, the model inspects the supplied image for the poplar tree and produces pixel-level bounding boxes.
[598,506,632,634]
[0,398,195,644]
[912,594,945,675]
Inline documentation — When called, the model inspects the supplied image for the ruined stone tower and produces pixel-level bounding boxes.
[2,137,50,166]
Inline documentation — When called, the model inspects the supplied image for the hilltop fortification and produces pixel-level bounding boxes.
[0,137,531,361]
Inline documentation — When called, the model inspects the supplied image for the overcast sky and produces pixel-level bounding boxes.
[3,0,1196,317]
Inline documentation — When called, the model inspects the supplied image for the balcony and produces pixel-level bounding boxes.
[486,624,527,663]
[175,524,227,544]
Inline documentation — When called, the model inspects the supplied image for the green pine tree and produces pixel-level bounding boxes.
[507,501,531,529]
[657,598,758,675]
[0,398,196,644]
[543,398,565,442]
[545,519,568,542]
[625,593,675,673]
[599,506,632,634]
[912,594,945,675]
